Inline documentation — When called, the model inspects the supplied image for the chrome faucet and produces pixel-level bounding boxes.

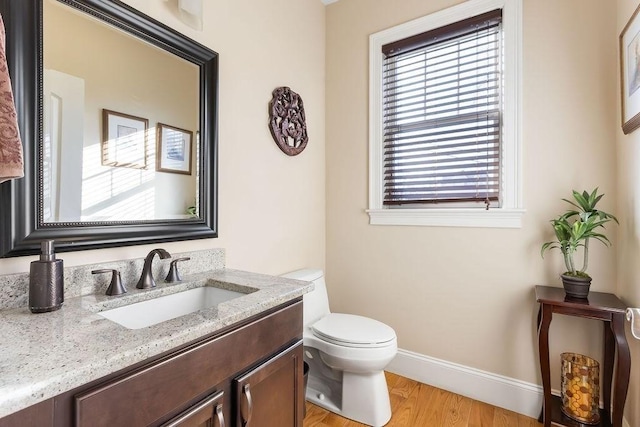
[136,248,172,289]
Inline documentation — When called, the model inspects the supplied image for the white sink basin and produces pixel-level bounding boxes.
[99,286,246,329]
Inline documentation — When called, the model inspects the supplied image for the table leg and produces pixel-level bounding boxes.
[537,304,553,427]
[537,305,542,423]
[603,321,614,418]
[611,313,630,427]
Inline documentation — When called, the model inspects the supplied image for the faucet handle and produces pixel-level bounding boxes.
[92,269,127,296]
[165,257,191,283]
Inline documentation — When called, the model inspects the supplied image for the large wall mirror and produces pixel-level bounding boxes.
[0,0,218,257]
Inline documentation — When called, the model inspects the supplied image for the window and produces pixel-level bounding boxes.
[368,0,523,228]
[383,10,502,207]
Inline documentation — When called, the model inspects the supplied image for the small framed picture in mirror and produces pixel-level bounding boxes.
[156,123,193,175]
[101,109,149,169]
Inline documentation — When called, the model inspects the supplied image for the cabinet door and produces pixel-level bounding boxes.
[161,390,226,427]
[234,342,304,427]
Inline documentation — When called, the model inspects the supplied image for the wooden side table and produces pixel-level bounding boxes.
[536,286,630,427]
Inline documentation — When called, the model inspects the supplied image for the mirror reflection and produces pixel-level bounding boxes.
[42,0,199,223]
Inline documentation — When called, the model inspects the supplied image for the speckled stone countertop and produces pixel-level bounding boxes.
[0,269,312,418]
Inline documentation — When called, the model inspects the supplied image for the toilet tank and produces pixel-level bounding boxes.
[281,269,330,328]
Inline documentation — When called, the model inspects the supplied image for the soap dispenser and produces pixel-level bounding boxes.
[29,240,64,313]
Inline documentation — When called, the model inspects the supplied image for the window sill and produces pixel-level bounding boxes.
[366,208,525,228]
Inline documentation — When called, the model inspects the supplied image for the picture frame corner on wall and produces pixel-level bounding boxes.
[101,109,149,168]
[156,122,194,175]
[620,3,640,134]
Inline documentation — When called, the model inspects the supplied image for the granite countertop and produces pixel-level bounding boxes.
[0,268,312,418]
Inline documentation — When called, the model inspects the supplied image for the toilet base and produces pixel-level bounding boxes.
[306,370,391,427]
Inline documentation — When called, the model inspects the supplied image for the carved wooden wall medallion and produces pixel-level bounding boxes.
[268,86,308,156]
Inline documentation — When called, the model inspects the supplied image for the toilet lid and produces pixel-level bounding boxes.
[311,313,396,347]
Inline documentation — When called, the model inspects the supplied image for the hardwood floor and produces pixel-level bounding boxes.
[303,372,542,427]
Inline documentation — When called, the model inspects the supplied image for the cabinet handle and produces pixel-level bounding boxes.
[214,403,225,427]
[241,383,253,426]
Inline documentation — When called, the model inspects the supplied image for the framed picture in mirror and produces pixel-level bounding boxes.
[101,109,149,168]
[157,123,193,175]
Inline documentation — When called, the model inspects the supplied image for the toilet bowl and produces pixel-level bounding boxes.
[282,269,397,426]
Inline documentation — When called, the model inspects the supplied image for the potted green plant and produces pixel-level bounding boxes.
[541,188,618,298]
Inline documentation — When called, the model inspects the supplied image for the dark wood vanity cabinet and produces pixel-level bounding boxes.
[161,340,305,427]
[234,342,304,427]
[0,400,54,427]
[0,300,304,427]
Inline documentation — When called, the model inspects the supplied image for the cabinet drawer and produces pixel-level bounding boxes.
[160,390,225,427]
[75,301,302,427]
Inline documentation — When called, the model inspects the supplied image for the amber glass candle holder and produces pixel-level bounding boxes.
[560,352,600,424]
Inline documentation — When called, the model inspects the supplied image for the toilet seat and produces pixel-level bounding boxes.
[311,313,396,348]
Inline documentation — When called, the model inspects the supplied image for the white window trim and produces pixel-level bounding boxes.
[367,0,524,229]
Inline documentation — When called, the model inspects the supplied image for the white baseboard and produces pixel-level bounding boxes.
[387,349,543,419]
[387,349,632,426]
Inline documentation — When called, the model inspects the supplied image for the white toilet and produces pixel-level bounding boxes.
[282,269,397,426]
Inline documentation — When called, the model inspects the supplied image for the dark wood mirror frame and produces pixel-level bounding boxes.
[0,0,218,258]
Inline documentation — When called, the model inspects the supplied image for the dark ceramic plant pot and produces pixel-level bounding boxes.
[561,274,592,299]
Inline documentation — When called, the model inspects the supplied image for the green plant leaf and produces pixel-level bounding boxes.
[572,190,590,211]
[561,198,581,210]
[541,242,558,257]
[560,210,579,220]
[541,187,617,276]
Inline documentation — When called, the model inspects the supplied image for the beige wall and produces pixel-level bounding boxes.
[617,0,640,425]
[326,0,617,395]
[0,0,326,276]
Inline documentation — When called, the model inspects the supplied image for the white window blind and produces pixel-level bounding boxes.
[381,10,502,207]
